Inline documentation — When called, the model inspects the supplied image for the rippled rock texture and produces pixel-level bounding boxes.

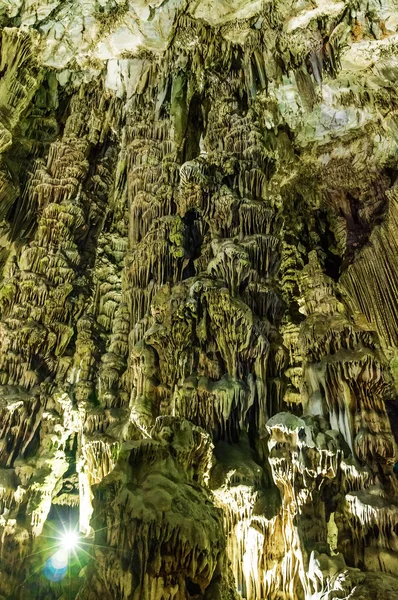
[0,0,398,598]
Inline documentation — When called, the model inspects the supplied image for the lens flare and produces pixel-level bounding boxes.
[43,529,80,582]
[43,549,68,582]
[61,531,79,551]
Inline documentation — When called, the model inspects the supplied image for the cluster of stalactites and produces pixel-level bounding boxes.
[297,251,397,471]
[128,275,273,442]
[123,79,287,453]
[341,189,398,350]
[0,86,120,393]
[79,418,234,600]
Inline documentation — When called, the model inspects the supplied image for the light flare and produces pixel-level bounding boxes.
[60,530,80,551]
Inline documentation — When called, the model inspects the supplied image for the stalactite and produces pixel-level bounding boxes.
[341,190,398,349]
[0,2,398,598]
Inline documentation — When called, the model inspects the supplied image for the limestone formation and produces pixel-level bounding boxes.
[0,0,397,598]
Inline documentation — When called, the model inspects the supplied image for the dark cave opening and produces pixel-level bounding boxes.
[185,577,201,596]
[182,208,204,279]
[183,93,204,163]
[314,208,342,281]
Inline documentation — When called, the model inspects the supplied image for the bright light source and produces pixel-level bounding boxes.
[60,531,79,551]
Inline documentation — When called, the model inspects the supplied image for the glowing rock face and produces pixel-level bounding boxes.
[0,0,397,599]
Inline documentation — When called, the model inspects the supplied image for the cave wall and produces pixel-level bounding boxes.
[0,0,398,598]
